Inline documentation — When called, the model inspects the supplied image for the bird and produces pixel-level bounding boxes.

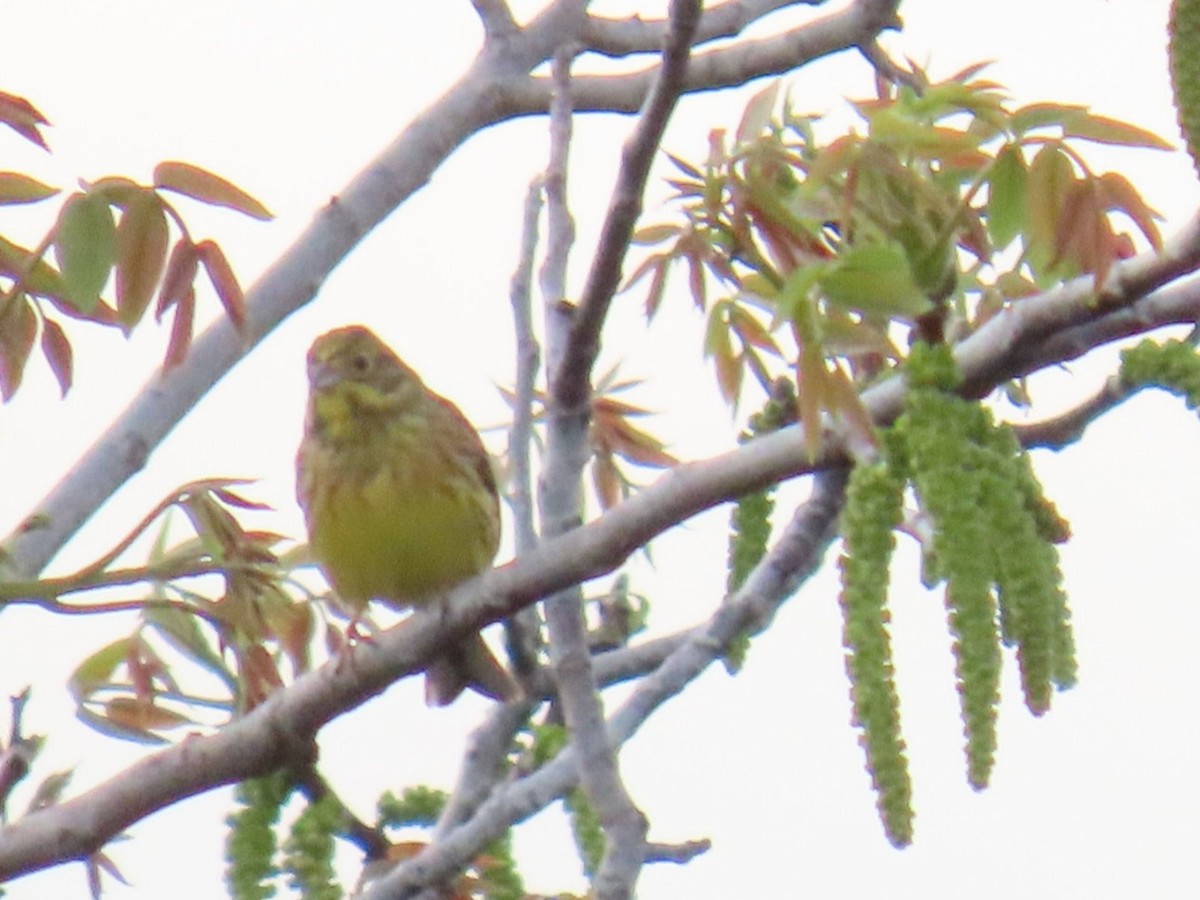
[296,324,518,705]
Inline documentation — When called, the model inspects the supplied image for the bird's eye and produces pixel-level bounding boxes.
[350,354,371,374]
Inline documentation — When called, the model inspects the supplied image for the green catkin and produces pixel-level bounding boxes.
[376,786,447,829]
[479,830,525,900]
[528,725,604,879]
[839,458,913,846]
[900,387,1002,789]
[283,794,343,900]
[724,380,798,671]
[983,425,1077,706]
[1121,338,1200,408]
[896,342,1075,783]
[224,772,293,900]
[565,787,606,878]
[1170,0,1200,179]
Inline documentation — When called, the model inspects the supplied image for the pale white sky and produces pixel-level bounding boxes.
[1,2,1197,898]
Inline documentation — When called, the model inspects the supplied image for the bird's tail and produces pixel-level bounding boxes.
[425,631,521,706]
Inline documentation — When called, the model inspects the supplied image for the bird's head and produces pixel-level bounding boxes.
[305,326,424,423]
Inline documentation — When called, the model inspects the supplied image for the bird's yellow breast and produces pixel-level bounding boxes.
[305,453,498,608]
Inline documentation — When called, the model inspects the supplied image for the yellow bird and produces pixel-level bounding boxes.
[296,325,518,705]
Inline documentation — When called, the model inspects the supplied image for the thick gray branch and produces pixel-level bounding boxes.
[512,0,901,114]
[583,0,821,57]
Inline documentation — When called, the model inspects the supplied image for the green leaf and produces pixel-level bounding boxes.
[819,244,933,318]
[1010,102,1089,134]
[144,605,237,692]
[0,235,68,301]
[1025,144,1076,279]
[987,144,1027,248]
[68,638,130,701]
[773,264,824,325]
[53,192,117,312]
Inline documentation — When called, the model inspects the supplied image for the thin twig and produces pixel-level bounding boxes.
[0,690,39,822]
[504,179,548,680]
[537,42,651,898]
[470,0,518,41]
[507,179,545,555]
[292,764,389,860]
[1013,374,1135,451]
[553,0,703,412]
[432,700,535,840]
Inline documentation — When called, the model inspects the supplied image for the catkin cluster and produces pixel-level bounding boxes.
[838,343,1076,845]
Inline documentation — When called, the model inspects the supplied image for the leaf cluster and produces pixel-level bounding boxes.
[629,63,1168,452]
[0,89,271,399]
[3,481,311,745]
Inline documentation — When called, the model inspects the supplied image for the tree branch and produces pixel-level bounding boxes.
[555,0,703,411]
[582,0,820,58]
[471,0,518,40]
[503,178,547,681]
[511,0,902,114]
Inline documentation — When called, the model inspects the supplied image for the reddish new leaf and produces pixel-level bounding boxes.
[796,337,826,462]
[89,176,143,208]
[705,303,741,405]
[116,192,169,330]
[729,304,781,354]
[76,704,167,745]
[603,416,678,468]
[1098,171,1163,250]
[156,239,198,319]
[0,91,50,149]
[1063,113,1173,151]
[0,172,57,205]
[105,697,190,732]
[736,80,781,144]
[153,160,272,220]
[40,317,73,397]
[591,451,623,510]
[163,286,196,369]
[196,239,246,328]
[0,299,37,400]
[1054,178,1117,287]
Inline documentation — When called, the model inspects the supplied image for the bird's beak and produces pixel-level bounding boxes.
[307,358,341,391]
